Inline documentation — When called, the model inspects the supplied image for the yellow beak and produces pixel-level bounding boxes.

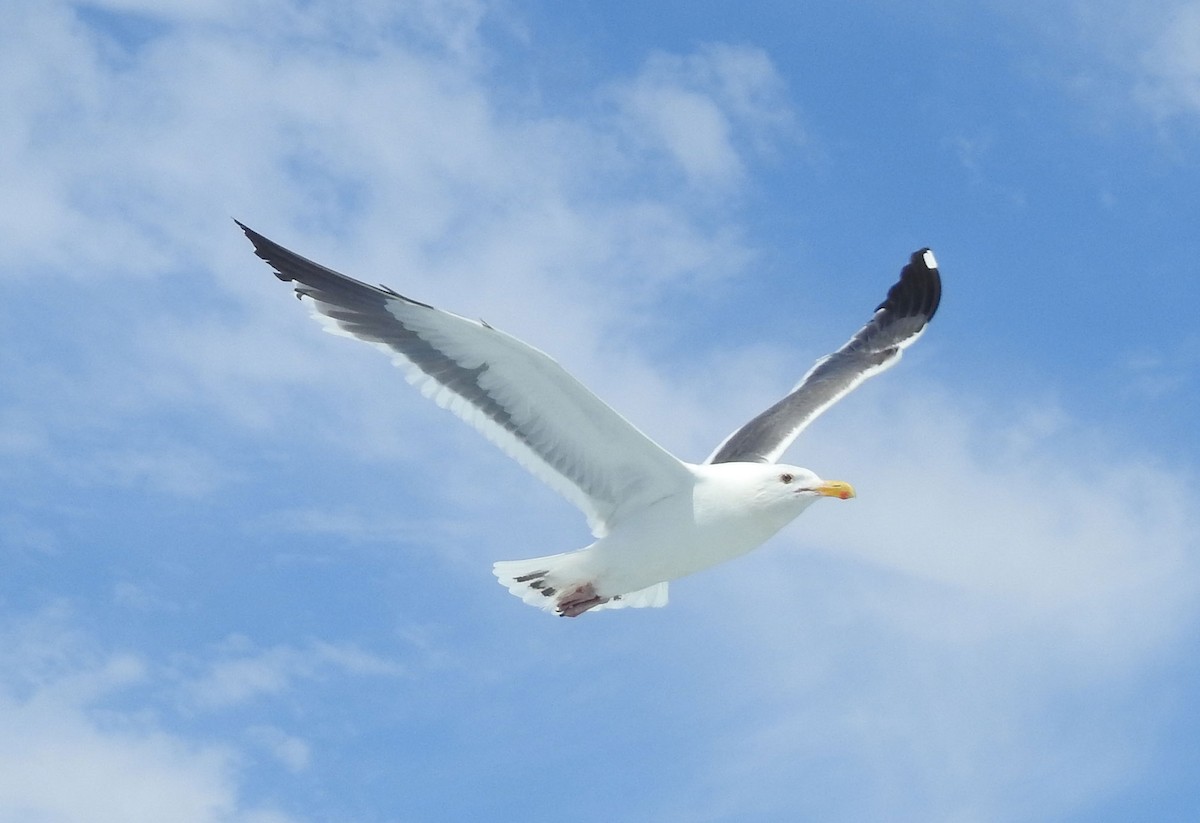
[816,480,856,500]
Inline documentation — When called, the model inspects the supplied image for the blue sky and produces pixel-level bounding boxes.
[2,0,1199,820]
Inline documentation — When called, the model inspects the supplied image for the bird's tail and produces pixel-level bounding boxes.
[493,551,668,616]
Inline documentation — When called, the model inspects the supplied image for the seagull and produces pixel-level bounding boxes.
[238,221,941,617]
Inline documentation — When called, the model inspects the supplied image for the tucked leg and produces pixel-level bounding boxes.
[556,582,609,617]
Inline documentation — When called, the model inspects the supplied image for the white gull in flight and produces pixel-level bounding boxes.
[238,222,941,617]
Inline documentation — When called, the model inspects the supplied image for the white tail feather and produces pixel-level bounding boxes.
[493,552,668,616]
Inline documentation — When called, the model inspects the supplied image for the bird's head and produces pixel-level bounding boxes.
[702,462,856,515]
[766,464,856,504]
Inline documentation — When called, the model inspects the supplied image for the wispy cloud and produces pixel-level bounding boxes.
[667,381,1199,820]
[1136,2,1200,119]
[611,44,797,189]
[1007,0,1200,129]
[2,1,1198,820]
[178,635,406,710]
[0,0,788,472]
[245,725,312,773]
[0,608,300,823]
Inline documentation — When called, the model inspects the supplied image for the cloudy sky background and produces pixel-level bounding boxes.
[3,1,1199,820]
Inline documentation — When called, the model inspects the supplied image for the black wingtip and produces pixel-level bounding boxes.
[234,219,293,283]
[232,218,260,246]
[912,247,937,271]
[875,247,942,321]
[234,222,435,309]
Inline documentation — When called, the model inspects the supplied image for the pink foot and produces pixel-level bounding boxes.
[556,582,610,617]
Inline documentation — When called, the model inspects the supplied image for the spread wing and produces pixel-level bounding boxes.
[707,248,941,464]
[238,222,692,535]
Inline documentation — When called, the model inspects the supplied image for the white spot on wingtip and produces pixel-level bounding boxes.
[922,249,938,270]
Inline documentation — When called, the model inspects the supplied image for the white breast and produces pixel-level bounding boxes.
[588,463,814,593]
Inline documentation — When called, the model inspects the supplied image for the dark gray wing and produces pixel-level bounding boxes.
[706,248,941,464]
[237,221,692,535]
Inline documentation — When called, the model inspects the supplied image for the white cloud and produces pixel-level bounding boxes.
[612,44,797,188]
[0,0,792,510]
[245,726,311,773]
[1137,2,1200,118]
[3,1,1198,819]
[804,388,1195,648]
[0,610,298,823]
[113,580,181,613]
[1116,339,1200,400]
[1,513,60,556]
[79,446,238,498]
[1012,0,1200,127]
[179,635,405,710]
[622,82,741,184]
[78,0,239,21]
[665,380,1199,820]
[0,698,251,823]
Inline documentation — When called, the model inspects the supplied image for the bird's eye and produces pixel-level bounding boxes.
[780,473,794,484]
